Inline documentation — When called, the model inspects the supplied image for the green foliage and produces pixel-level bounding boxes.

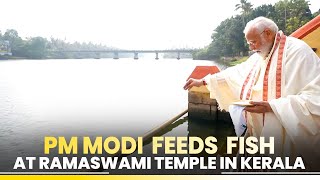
[193,46,218,60]
[274,0,312,34]
[247,5,277,21]
[235,0,253,14]
[2,29,25,56]
[211,16,247,57]
[0,29,116,59]
[24,37,48,59]
[229,56,249,66]
[194,0,313,61]
[313,9,320,17]
[235,0,253,26]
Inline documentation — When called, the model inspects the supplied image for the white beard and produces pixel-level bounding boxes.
[256,38,273,58]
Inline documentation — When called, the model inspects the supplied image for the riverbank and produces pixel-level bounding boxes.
[228,56,249,66]
[205,56,249,68]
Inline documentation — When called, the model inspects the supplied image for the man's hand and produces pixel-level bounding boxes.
[244,101,273,113]
[183,78,203,90]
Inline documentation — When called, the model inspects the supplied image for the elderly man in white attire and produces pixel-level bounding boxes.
[184,16,320,170]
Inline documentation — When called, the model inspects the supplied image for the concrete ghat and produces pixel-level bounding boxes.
[187,66,232,123]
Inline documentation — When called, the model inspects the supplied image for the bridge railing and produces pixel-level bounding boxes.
[49,49,196,60]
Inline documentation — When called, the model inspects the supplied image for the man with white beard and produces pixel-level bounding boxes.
[183,16,320,170]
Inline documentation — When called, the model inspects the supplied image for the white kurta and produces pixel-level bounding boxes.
[205,36,320,170]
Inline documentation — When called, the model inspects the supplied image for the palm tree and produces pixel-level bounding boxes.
[235,0,253,26]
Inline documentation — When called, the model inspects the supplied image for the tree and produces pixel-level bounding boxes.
[235,0,253,15]
[313,9,320,17]
[248,4,276,20]
[2,29,25,56]
[235,0,253,26]
[24,37,48,59]
[274,0,312,34]
[193,0,314,61]
[204,15,247,59]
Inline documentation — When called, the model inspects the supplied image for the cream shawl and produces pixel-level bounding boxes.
[205,33,320,169]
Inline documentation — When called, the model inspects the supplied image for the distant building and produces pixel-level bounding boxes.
[0,40,12,56]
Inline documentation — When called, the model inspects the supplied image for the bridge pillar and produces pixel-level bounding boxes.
[95,52,100,59]
[134,52,139,60]
[155,52,159,60]
[177,52,180,60]
[113,52,119,59]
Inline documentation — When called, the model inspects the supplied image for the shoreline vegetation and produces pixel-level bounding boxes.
[0,0,319,63]
[193,0,319,66]
[221,56,249,67]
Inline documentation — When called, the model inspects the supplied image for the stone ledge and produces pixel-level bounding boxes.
[188,91,217,105]
[188,103,217,121]
[188,91,232,123]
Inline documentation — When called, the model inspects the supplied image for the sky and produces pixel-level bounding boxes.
[1,0,319,50]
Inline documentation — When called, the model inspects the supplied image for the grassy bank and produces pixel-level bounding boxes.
[211,56,249,68]
[227,56,249,66]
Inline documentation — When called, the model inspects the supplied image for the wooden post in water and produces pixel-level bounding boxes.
[113,52,119,59]
[134,52,139,60]
[142,109,188,141]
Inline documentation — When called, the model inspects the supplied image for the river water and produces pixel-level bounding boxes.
[0,58,233,172]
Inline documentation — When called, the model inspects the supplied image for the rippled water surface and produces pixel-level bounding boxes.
[0,58,229,171]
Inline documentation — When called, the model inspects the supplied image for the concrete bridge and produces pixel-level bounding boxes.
[51,49,195,60]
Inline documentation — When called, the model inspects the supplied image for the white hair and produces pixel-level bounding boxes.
[243,16,278,35]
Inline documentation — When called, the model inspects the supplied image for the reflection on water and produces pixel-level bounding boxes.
[127,116,235,175]
[0,58,231,172]
[143,116,235,153]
